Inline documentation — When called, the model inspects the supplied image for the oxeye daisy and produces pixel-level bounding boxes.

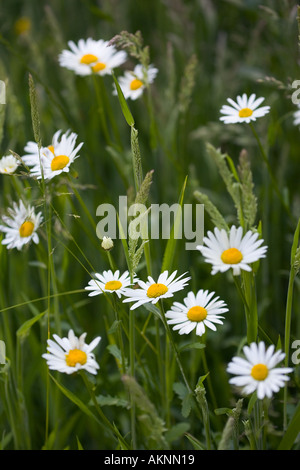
[58,38,127,77]
[22,130,83,181]
[220,93,270,124]
[165,289,228,337]
[227,341,293,399]
[0,199,43,250]
[85,270,135,298]
[114,64,158,100]
[0,155,19,174]
[197,225,267,276]
[42,329,101,375]
[122,270,191,310]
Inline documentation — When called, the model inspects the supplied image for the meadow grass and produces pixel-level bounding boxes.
[0,0,299,451]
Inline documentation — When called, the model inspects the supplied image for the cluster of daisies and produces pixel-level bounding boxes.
[0,35,294,401]
[58,37,158,101]
[0,129,84,250]
[43,224,293,401]
[0,37,158,250]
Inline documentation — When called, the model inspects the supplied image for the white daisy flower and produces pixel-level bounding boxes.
[0,199,43,250]
[114,64,158,100]
[58,38,127,77]
[122,270,191,311]
[293,104,300,126]
[42,329,101,375]
[22,130,83,181]
[0,155,19,174]
[197,225,267,276]
[227,341,293,399]
[165,289,228,337]
[85,269,135,298]
[220,93,270,124]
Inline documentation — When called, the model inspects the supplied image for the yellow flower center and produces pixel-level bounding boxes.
[147,283,168,298]
[221,248,243,264]
[251,363,269,381]
[105,280,122,291]
[14,17,31,35]
[238,108,253,118]
[130,78,143,91]
[92,62,106,73]
[65,349,87,367]
[187,306,208,322]
[51,155,70,172]
[80,53,98,65]
[19,221,35,238]
[48,145,55,154]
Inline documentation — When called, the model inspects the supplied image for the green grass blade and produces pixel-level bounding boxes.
[278,401,300,450]
[161,176,187,273]
[111,71,135,127]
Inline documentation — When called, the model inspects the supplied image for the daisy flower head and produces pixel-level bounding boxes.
[197,225,267,276]
[122,270,191,311]
[227,341,293,400]
[23,130,83,181]
[220,93,270,124]
[58,38,127,77]
[85,269,135,298]
[42,329,101,375]
[165,289,228,337]
[0,199,43,250]
[0,155,19,174]
[114,64,158,100]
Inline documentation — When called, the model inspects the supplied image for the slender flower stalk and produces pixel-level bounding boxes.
[80,371,130,449]
[249,123,294,221]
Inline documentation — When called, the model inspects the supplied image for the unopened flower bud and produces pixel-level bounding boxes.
[101,236,114,251]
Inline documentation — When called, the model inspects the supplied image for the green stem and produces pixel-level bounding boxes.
[159,301,192,394]
[80,371,130,449]
[233,272,257,344]
[98,75,123,148]
[112,295,126,375]
[241,271,258,344]
[249,123,294,221]
[129,306,137,449]
[154,316,165,412]
[283,267,296,429]
[92,73,111,146]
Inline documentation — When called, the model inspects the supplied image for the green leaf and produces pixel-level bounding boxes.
[184,432,205,450]
[16,311,46,339]
[76,436,84,450]
[142,302,162,320]
[165,422,190,443]
[108,320,122,335]
[182,392,193,418]
[291,217,300,265]
[173,381,187,400]
[278,401,300,450]
[247,392,257,415]
[179,342,206,352]
[226,155,240,182]
[161,176,188,273]
[112,71,135,127]
[173,382,192,418]
[195,372,210,388]
[214,407,233,416]
[50,374,101,426]
[95,394,129,409]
